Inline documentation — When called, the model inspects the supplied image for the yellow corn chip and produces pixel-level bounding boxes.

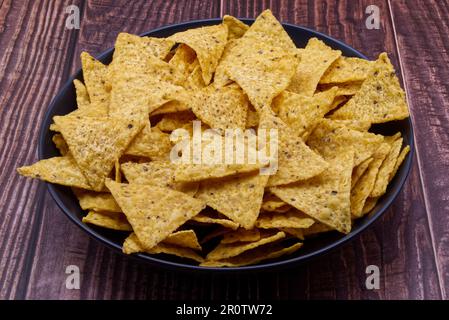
[156,111,196,132]
[223,10,298,110]
[320,56,373,84]
[361,197,379,216]
[125,125,172,160]
[190,212,240,230]
[258,112,328,186]
[121,160,199,196]
[206,231,285,260]
[82,210,132,231]
[256,210,315,229]
[319,81,363,97]
[106,180,205,250]
[223,15,249,40]
[73,189,122,213]
[213,38,240,87]
[351,158,373,188]
[73,79,90,109]
[196,172,269,229]
[280,228,304,240]
[288,38,341,96]
[201,242,302,267]
[302,221,334,237]
[80,52,109,115]
[169,24,228,85]
[389,145,410,181]
[164,230,202,251]
[246,106,259,128]
[17,156,92,190]
[54,115,137,191]
[123,233,204,262]
[151,99,190,116]
[221,228,261,244]
[330,53,409,123]
[261,194,289,212]
[185,62,206,90]
[191,85,248,130]
[371,136,403,197]
[271,150,354,234]
[168,44,197,81]
[52,134,69,156]
[351,143,391,217]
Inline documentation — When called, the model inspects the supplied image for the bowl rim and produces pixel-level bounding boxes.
[38,18,414,273]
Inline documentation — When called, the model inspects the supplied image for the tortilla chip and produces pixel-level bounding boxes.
[288,38,341,96]
[271,150,354,234]
[191,85,248,130]
[327,119,371,131]
[73,189,122,212]
[123,233,204,262]
[82,210,132,231]
[54,115,137,191]
[121,160,199,196]
[213,38,240,87]
[151,99,190,116]
[221,228,261,244]
[223,10,298,110]
[80,52,109,115]
[190,212,240,230]
[201,242,302,267]
[352,158,373,188]
[330,53,409,123]
[351,143,391,217]
[274,87,338,136]
[371,136,403,197]
[223,15,249,40]
[302,221,334,237]
[258,112,328,186]
[169,24,228,85]
[106,180,205,250]
[195,172,268,229]
[185,63,206,90]
[256,209,315,229]
[320,56,373,84]
[246,106,259,128]
[362,197,379,216]
[261,194,289,212]
[73,79,90,109]
[52,134,69,156]
[168,44,197,82]
[17,156,92,190]
[308,119,383,166]
[389,145,410,181]
[320,81,364,97]
[125,125,172,160]
[156,111,196,132]
[206,230,285,260]
[164,230,202,251]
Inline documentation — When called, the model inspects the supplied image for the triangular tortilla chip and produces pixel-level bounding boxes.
[351,158,373,188]
[54,115,138,191]
[330,53,409,123]
[163,230,202,251]
[320,56,373,84]
[222,10,298,110]
[223,15,249,40]
[221,228,261,244]
[17,156,92,190]
[73,79,90,109]
[389,145,410,182]
[106,180,205,250]
[195,172,269,229]
[288,38,341,96]
[80,52,109,115]
[190,211,240,230]
[82,210,132,231]
[125,124,172,160]
[258,112,328,186]
[271,150,354,234]
[256,209,315,229]
[73,189,122,212]
[169,24,228,85]
[191,85,248,130]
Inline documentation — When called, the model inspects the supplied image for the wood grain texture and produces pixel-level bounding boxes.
[0,0,445,300]
[389,0,449,299]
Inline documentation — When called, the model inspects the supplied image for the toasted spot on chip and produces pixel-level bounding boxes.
[201,242,302,267]
[164,230,202,251]
[80,52,109,115]
[125,125,172,160]
[54,115,138,191]
[223,15,249,40]
[196,172,268,229]
[17,156,92,190]
[221,228,261,244]
[106,180,205,250]
[320,56,373,84]
[123,233,204,262]
[258,112,328,186]
[73,189,122,213]
[351,143,391,217]
[271,150,354,234]
[256,209,315,229]
[223,10,298,110]
[121,160,199,196]
[330,53,409,123]
[73,79,90,109]
[169,24,228,85]
[191,85,248,130]
[288,38,341,96]
[82,210,132,231]
[206,230,285,260]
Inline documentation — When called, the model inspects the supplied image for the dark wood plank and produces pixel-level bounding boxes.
[0,0,83,299]
[222,0,441,299]
[23,0,223,300]
[389,0,449,299]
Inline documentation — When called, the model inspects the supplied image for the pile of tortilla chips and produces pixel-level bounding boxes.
[18,10,410,267]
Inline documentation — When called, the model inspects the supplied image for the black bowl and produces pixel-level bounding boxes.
[39,18,414,272]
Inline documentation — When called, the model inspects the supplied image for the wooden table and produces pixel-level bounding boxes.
[1,0,447,300]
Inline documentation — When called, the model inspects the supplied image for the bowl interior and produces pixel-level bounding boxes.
[39,18,413,272]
